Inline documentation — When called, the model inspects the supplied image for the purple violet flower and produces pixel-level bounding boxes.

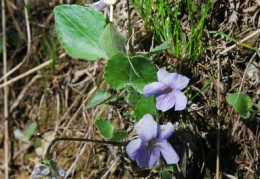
[90,0,107,10]
[143,68,190,112]
[30,158,66,179]
[126,114,179,168]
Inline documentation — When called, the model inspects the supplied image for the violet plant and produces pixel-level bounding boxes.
[126,114,179,168]
[31,2,191,178]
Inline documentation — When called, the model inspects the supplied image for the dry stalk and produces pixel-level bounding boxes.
[2,0,9,178]
[216,56,220,179]
[0,60,52,89]
[0,53,66,89]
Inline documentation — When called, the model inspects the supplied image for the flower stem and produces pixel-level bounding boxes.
[110,5,113,22]
[45,137,128,160]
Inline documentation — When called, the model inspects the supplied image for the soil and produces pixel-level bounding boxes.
[0,0,259,178]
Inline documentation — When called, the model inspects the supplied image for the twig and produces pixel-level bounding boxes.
[10,75,41,111]
[2,0,9,178]
[0,53,66,89]
[216,56,220,179]
[101,158,118,179]
[0,60,52,89]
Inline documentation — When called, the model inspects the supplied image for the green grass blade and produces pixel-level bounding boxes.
[189,70,218,102]
[209,31,259,52]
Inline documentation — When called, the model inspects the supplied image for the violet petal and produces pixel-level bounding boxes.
[136,145,149,167]
[173,91,187,111]
[158,122,174,140]
[90,0,107,10]
[169,73,190,91]
[136,144,160,168]
[155,91,176,112]
[159,140,179,164]
[143,82,166,98]
[135,114,158,140]
[31,165,50,178]
[56,166,67,178]
[126,139,142,160]
[158,72,178,89]
[148,146,160,168]
[157,68,169,83]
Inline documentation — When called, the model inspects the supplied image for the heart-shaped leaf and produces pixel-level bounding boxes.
[104,52,157,93]
[134,95,157,121]
[226,93,252,118]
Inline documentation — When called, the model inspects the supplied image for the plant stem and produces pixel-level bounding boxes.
[45,137,128,160]
[110,5,113,22]
[126,0,133,54]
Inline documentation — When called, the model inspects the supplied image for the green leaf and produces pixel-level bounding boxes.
[84,91,111,110]
[104,52,157,93]
[159,171,172,179]
[125,85,140,106]
[134,95,157,121]
[110,131,128,142]
[100,23,125,58]
[144,42,171,60]
[226,93,252,118]
[54,5,108,60]
[95,119,114,139]
[34,138,42,147]
[27,122,37,139]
